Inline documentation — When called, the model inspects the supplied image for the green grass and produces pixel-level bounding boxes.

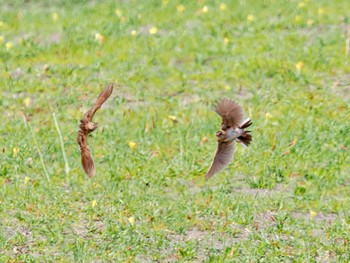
[1,0,350,261]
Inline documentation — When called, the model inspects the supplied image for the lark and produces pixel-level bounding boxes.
[77,83,113,177]
[205,99,252,180]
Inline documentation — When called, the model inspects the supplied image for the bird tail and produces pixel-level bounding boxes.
[237,131,252,147]
[240,118,252,129]
[237,119,252,147]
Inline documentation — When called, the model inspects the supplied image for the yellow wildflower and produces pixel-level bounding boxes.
[310,211,317,218]
[24,176,30,185]
[23,97,31,107]
[6,42,13,50]
[91,200,97,207]
[149,27,158,35]
[128,141,137,149]
[128,217,135,224]
[177,5,185,13]
[115,9,122,17]
[219,3,227,10]
[131,30,137,36]
[224,37,230,44]
[202,6,209,13]
[168,115,177,122]
[294,15,302,23]
[295,61,304,72]
[298,2,305,8]
[52,13,59,21]
[247,15,255,22]
[318,8,325,15]
[13,147,19,156]
[95,33,105,44]
[265,112,273,119]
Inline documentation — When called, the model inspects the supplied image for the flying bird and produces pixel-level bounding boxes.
[205,99,252,180]
[77,83,113,177]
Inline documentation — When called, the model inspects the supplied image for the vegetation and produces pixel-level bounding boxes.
[0,0,349,261]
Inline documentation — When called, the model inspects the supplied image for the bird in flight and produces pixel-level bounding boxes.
[77,83,113,177]
[205,99,252,180]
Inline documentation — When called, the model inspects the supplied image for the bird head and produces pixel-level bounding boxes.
[79,119,98,133]
[86,122,98,132]
[216,128,241,143]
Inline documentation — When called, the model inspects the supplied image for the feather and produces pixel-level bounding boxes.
[84,83,114,122]
[237,131,252,147]
[236,119,252,146]
[81,146,95,178]
[205,141,235,180]
[240,118,252,129]
[213,99,244,129]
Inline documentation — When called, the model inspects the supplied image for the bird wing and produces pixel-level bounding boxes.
[84,83,114,122]
[205,141,236,180]
[77,130,95,178]
[81,147,95,178]
[214,99,244,129]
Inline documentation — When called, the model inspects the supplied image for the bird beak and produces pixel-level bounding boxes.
[216,131,223,137]
[216,130,229,142]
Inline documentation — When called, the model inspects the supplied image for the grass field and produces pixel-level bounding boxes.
[1,0,350,261]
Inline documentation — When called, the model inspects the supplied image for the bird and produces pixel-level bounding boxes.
[77,83,113,177]
[205,99,252,180]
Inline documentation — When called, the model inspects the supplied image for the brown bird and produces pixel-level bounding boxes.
[205,99,252,180]
[77,83,113,177]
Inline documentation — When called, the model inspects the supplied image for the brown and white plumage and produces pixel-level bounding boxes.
[205,99,252,180]
[77,83,113,177]
[213,98,244,130]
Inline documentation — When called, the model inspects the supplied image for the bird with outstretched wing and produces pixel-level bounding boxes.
[205,99,252,180]
[77,83,113,177]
